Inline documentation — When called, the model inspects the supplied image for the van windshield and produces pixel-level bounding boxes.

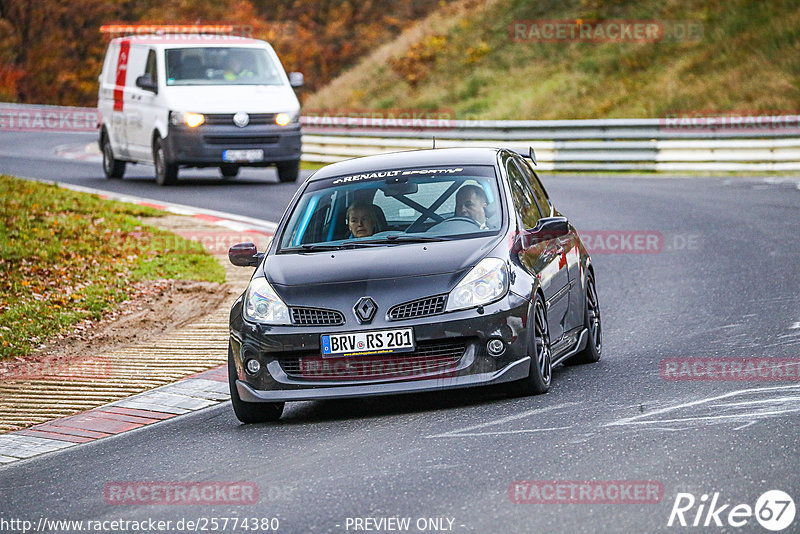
[278,165,503,253]
[165,47,283,86]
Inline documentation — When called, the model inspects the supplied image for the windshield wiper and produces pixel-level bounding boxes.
[360,235,454,244]
[281,242,383,252]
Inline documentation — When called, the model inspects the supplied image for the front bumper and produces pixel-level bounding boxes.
[164,122,301,166]
[229,292,532,403]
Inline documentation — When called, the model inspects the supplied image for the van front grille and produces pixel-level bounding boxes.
[203,113,277,126]
[203,135,279,146]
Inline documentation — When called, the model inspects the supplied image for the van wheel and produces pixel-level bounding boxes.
[220,164,239,178]
[228,347,284,424]
[153,137,178,186]
[276,159,299,182]
[101,133,125,179]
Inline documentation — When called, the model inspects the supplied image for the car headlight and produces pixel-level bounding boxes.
[170,111,205,128]
[244,277,290,324]
[445,258,508,312]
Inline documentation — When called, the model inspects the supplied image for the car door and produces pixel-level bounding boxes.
[505,155,570,343]
[516,156,583,334]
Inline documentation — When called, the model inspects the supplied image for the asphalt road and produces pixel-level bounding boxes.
[1,131,800,533]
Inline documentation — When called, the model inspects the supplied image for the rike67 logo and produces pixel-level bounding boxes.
[668,490,795,531]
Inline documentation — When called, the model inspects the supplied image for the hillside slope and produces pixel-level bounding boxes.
[306,0,800,119]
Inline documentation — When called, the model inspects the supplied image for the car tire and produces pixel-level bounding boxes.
[220,164,239,179]
[228,347,284,424]
[565,271,602,365]
[153,137,178,186]
[101,132,125,179]
[276,159,299,182]
[508,293,552,396]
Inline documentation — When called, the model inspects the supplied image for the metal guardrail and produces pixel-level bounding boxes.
[2,103,799,171]
[301,115,800,172]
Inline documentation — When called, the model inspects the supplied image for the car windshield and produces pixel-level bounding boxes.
[165,47,283,86]
[278,165,503,253]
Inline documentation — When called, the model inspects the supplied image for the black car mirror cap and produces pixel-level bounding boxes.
[229,242,263,267]
[524,217,570,246]
[135,74,158,93]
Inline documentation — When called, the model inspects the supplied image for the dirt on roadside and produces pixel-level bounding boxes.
[0,214,262,383]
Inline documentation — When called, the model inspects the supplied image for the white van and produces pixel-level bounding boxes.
[98,34,303,185]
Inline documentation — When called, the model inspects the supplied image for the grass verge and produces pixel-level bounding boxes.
[0,175,225,361]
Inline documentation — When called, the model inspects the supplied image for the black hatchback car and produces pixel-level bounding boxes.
[227,148,601,423]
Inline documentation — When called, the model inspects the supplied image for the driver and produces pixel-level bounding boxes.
[224,52,254,80]
[454,184,489,229]
[347,201,377,238]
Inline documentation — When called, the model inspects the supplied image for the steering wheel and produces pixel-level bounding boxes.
[429,216,483,231]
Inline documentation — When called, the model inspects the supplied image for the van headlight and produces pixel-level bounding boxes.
[170,111,205,128]
[275,112,299,126]
[244,277,290,324]
[445,258,508,312]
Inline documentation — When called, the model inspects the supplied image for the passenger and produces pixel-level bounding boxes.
[346,201,377,238]
[454,184,489,229]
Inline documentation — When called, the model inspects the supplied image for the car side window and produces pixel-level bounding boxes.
[514,156,551,218]
[145,49,158,86]
[506,159,540,229]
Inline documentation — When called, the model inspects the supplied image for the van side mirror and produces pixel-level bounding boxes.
[288,72,304,88]
[135,74,158,93]
[229,242,263,267]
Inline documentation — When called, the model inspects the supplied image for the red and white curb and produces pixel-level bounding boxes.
[0,367,228,465]
[22,178,279,235]
[1,181,278,466]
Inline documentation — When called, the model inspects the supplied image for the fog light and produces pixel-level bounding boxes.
[487,339,506,357]
[245,358,261,375]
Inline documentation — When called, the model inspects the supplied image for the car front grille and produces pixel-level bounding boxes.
[279,339,467,381]
[290,307,345,326]
[203,135,279,146]
[203,113,277,126]
[388,295,447,320]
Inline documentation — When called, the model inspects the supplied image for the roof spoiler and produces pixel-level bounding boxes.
[511,146,537,166]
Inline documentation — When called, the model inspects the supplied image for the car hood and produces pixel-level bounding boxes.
[261,237,502,309]
[162,85,299,114]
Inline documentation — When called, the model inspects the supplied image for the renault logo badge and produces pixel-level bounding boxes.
[354,297,377,324]
[233,112,249,128]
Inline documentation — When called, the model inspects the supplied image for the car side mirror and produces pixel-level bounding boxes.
[513,217,570,253]
[288,72,304,88]
[229,242,263,267]
[135,74,158,93]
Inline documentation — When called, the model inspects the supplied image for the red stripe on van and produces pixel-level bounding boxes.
[113,40,131,112]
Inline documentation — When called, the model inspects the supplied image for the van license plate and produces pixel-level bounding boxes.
[321,328,414,357]
[223,149,264,162]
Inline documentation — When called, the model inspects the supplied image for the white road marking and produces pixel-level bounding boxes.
[605,384,800,430]
[425,402,578,439]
